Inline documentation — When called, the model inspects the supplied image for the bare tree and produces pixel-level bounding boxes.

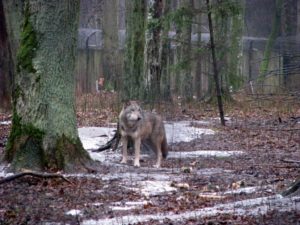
[206,0,225,126]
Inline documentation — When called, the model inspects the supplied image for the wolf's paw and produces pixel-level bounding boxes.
[120,159,127,164]
[153,164,161,168]
[134,161,140,167]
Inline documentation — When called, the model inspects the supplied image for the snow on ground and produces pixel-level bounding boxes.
[78,126,116,150]
[78,120,216,151]
[78,120,219,164]
[0,121,11,125]
[65,209,83,216]
[82,195,300,225]
[169,150,243,158]
[164,121,215,143]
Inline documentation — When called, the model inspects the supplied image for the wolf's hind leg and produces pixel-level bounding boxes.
[133,138,141,167]
[121,136,128,164]
[153,143,162,168]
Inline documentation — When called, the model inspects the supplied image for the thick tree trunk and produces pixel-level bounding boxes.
[4,0,92,172]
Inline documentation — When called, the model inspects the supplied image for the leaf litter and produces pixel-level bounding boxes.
[0,99,300,224]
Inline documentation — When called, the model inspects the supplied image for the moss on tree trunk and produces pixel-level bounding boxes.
[3,0,92,173]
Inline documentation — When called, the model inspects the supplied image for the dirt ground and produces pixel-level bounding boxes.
[0,95,300,225]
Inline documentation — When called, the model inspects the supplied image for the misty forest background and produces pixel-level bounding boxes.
[1,0,300,112]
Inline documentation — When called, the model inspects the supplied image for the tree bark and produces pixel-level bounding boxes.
[144,0,164,102]
[194,0,203,100]
[0,0,12,111]
[259,0,282,79]
[180,0,193,100]
[123,0,146,100]
[102,0,118,89]
[206,0,225,126]
[4,0,92,172]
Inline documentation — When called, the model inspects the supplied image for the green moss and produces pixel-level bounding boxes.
[5,112,44,162]
[49,135,90,172]
[10,136,44,172]
[16,1,38,73]
[259,0,282,79]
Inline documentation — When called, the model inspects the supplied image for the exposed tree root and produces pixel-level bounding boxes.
[0,172,71,185]
[92,123,121,152]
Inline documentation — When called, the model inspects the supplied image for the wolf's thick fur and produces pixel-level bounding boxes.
[119,101,168,168]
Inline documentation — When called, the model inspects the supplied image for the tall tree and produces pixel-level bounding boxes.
[103,0,118,89]
[193,0,203,100]
[123,0,146,100]
[144,0,164,102]
[206,0,225,126]
[3,0,92,172]
[180,0,193,100]
[259,0,283,79]
[0,0,12,110]
[214,0,243,97]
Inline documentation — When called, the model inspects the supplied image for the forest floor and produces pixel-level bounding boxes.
[0,92,300,225]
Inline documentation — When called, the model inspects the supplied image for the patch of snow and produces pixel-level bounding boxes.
[0,120,11,125]
[102,170,176,182]
[165,121,215,143]
[78,121,216,151]
[110,201,149,211]
[196,168,233,176]
[78,127,116,138]
[78,127,116,150]
[125,201,149,206]
[66,209,83,216]
[0,164,13,177]
[169,150,243,158]
[92,203,103,207]
[224,186,273,195]
[138,180,177,197]
[110,205,137,211]
[82,195,300,225]
[43,223,63,225]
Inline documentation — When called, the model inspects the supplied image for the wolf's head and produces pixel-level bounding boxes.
[121,101,143,128]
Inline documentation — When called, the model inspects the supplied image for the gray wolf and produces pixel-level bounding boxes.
[119,101,168,168]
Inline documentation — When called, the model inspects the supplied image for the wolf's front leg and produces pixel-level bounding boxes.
[120,136,128,164]
[154,144,162,168]
[133,137,141,167]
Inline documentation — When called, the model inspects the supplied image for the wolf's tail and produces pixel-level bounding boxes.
[161,136,168,159]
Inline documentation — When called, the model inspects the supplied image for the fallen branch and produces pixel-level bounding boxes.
[92,123,121,152]
[281,178,300,196]
[281,158,300,164]
[0,172,71,185]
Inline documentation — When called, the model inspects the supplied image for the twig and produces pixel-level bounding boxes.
[281,158,300,164]
[0,172,71,185]
[274,165,300,169]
